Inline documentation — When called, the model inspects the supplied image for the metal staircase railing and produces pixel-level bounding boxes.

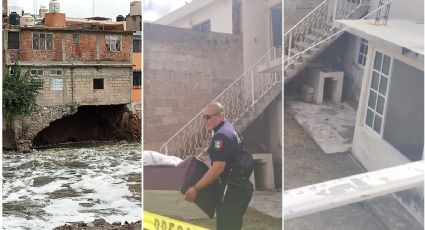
[284,0,392,84]
[159,47,282,159]
[283,0,368,82]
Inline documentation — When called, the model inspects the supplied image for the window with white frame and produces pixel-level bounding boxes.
[33,33,53,50]
[105,35,121,52]
[365,51,391,134]
[50,79,63,91]
[49,69,63,91]
[357,38,368,67]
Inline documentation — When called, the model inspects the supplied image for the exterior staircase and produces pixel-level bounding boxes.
[284,0,372,84]
[160,47,282,159]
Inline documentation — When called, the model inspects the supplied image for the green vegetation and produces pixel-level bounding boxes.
[3,62,39,118]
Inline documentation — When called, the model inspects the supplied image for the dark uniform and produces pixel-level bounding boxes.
[208,119,253,230]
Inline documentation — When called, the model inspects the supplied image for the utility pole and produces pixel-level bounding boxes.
[92,0,94,17]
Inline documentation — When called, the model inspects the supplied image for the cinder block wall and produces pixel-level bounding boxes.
[143,23,243,151]
[21,66,132,107]
[284,0,324,32]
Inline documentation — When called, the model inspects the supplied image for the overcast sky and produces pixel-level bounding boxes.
[8,0,133,19]
[8,0,191,22]
[143,0,192,22]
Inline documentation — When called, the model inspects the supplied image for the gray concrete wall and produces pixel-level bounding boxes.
[241,0,269,71]
[242,94,282,188]
[143,23,243,150]
[383,59,424,161]
[341,34,367,109]
[284,0,324,32]
[20,66,132,107]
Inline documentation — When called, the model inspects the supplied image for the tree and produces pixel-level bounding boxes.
[3,62,39,118]
[3,62,40,148]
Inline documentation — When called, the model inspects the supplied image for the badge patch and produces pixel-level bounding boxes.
[214,140,223,150]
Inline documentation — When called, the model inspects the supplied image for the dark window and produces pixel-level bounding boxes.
[8,32,20,49]
[133,39,141,52]
[30,69,44,76]
[72,34,80,44]
[93,78,104,89]
[133,70,141,89]
[31,78,44,90]
[33,32,53,50]
[193,20,211,32]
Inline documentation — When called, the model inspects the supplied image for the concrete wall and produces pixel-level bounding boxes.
[20,66,132,107]
[383,59,424,161]
[284,0,323,32]
[341,34,367,109]
[242,94,282,188]
[126,15,142,31]
[241,0,272,71]
[143,23,243,150]
[170,0,233,33]
[352,42,424,226]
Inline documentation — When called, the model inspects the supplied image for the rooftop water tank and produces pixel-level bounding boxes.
[39,5,48,18]
[20,13,35,27]
[130,0,141,16]
[116,15,125,22]
[9,11,20,25]
[49,0,60,13]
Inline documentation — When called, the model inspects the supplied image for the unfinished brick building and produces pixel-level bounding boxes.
[2,12,136,150]
[5,19,134,107]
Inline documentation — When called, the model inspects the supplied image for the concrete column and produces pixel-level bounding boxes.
[96,34,99,61]
[61,33,66,61]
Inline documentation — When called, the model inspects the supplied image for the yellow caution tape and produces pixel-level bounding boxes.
[144,211,210,230]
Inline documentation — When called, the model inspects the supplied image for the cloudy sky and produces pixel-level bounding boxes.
[8,0,191,22]
[143,0,192,22]
[9,0,134,19]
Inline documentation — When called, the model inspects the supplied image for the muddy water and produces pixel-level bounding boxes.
[2,142,141,230]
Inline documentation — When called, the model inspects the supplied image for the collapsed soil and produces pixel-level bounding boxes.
[33,105,141,147]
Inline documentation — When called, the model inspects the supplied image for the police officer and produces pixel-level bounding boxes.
[184,102,253,230]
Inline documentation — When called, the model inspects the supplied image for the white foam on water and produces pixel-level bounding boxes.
[3,143,141,229]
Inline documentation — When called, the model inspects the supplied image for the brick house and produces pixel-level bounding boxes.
[4,22,134,107]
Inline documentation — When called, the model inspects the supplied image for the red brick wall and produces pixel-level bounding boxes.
[65,33,97,61]
[7,30,131,63]
[11,31,63,61]
[98,34,131,62]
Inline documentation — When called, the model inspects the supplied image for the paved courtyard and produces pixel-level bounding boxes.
[284,101,422,230]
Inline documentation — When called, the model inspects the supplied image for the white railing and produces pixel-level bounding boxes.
[284,161,424,220]
[284,0,366,68]
[159,47,282,158]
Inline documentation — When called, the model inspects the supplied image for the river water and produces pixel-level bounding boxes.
[2,142,142,230]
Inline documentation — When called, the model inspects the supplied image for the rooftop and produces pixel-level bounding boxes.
[155,0,215,24]
[335,19,424,61]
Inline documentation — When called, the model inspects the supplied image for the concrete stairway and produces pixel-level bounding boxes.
[160,49,282,159]
[284,0,370,85]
